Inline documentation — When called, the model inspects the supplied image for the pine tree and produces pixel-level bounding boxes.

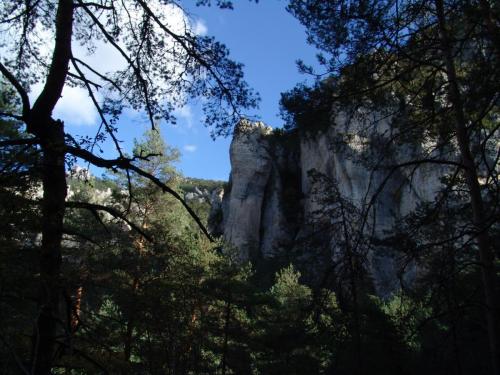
[284,1,499,372]
[0,1,258,372]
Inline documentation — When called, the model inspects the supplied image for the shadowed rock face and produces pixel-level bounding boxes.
[216,117,446,298]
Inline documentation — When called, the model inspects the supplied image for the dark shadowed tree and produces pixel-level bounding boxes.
[285,0,499,373]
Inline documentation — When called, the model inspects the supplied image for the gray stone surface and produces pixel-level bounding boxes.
[222,120,273,260]
[219,117,447,297]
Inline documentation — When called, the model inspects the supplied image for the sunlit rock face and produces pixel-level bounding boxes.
[219,117,445,298]
[222,120,278,260]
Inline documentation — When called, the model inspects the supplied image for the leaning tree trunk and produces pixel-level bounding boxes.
[435,1,499,373]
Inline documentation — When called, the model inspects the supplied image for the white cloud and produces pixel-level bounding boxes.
[74,40,126,76]
[54,85,99,126]
[193,19,208,36]
[174,104,194,128]
[183,144,197,153]
[71,2,189,80]
[28,83,99,126]
[3,1,202,127]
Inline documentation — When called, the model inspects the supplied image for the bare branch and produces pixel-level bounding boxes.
[0,61,31,118]
[71,57,125,157]
[71,57,123,93]
[76,0,156,127]
[65,145,214,241]
[66,71,102,90]
[74,2,114,10]
[65,201,153,242]
[351,158,465,255]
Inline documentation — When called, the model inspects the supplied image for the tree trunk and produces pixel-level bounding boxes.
[435,1,499,373]
[71,286,84,332]
[124,277,140,364]
[28,0,74,370]
[32,120,68,375]
[221,298,231,375]
[124,234,147,365]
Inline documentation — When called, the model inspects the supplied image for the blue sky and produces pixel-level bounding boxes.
[64,1,320,181]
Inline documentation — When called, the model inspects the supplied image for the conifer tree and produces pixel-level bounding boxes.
[284,1,499,372]
[0,1,258,372]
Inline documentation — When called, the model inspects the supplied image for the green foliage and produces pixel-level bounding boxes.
[270,265,310,305]
[380,292,432,351]
[179,177,227,194]
[280,80,335,133]
[0,94,41,374]
[254,265,337,375]
[178,177,226,225]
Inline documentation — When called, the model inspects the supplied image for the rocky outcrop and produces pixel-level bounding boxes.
[184,187,212,204]
[298,112,446,296]
[217,117,447,297]
[219,121,291,260]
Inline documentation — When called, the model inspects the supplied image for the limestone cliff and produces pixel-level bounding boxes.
[212,117,446,297]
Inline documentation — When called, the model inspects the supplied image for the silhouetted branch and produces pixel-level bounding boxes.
[0,138,38,147]
[70,57,125,157]
[0,61,30,118]
[65,201,152,242]
[74,2,114,10]
[71,57,122,92]
[352,158,466,254]
[136,0,239,117]
[76,0,155,127]
[66,145,214,241]
[62,227,101,246]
